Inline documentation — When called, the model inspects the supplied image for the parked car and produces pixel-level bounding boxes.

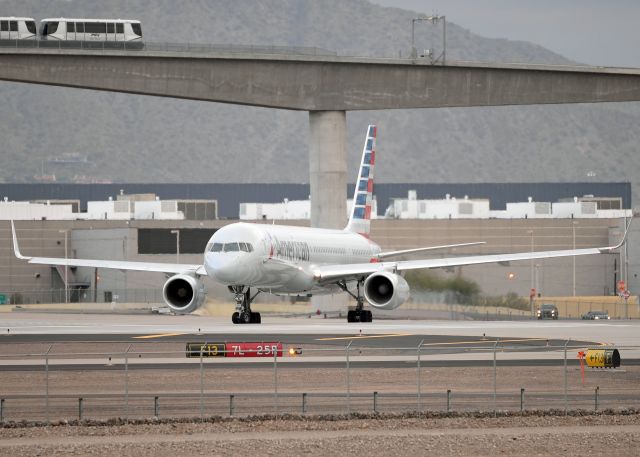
[581,310,610,320]
[537,303,558,320]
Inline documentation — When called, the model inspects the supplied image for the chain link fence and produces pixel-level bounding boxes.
[0,341,637,422]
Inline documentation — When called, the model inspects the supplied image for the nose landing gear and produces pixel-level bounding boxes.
[230,286,261,324]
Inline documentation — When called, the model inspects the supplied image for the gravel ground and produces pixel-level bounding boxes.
[1,412,639,457]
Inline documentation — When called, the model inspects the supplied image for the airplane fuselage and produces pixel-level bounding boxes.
[204,222,381,294]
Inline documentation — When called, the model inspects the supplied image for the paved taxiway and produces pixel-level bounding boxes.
[2,312,638,346]
[2,313,639,368]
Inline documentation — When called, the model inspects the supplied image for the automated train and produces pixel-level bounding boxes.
[0,17,142,42]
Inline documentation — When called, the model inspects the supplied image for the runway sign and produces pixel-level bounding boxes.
[585,348,621,368]
[186,342,226,358]
[186,342,283,358]
[226,342,283,358]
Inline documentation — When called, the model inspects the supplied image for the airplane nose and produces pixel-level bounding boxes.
[206,253,240,283]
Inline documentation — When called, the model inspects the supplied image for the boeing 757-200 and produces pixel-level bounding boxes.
[11,125,630,323]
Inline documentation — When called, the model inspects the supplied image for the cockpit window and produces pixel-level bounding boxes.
[211,242,253,253]
[224,242,240,252]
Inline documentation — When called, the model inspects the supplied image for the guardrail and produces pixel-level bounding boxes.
[0,39,337,56]
[0,341,638,422]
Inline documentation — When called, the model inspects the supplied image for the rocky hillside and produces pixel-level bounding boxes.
[0,0,637,205]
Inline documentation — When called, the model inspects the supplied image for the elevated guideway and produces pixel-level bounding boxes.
[1,46,640,229]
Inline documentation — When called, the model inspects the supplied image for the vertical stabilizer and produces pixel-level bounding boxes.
[345,125,376,236]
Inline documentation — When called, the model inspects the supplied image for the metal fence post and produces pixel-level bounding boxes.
[447,389,451,412]
[1,398,4,422]
[346,341,352,417]
[273,349,278,415]
[200,345,204,419]
[302,393,307,414]
[563,339,570,414]
[229,394,234,416]
[125,344,131,422]
[493,339,498,416]
[45,344,52,422]
[417,339,424,413]
[520,388,525,412]
[595,386,599,411]
[373,391,378,413]
[154,396,159,418]
[78,397,83,421]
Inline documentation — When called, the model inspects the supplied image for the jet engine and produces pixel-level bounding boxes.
[363,271,410,310]
[162,274,206,314]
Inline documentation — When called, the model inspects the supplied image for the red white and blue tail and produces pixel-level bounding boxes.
[345,125,376,236]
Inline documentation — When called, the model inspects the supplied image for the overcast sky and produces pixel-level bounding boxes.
[372,0,640,67]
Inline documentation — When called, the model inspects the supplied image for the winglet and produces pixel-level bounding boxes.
[11,221,31,261]
[599,216,633,253]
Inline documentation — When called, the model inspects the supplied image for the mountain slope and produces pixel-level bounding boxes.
[0,0,637,206]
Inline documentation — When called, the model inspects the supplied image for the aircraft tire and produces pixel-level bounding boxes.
[232,312,240,324]
[347,310,355,323]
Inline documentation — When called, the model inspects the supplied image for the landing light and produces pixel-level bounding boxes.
[289,347,302,356]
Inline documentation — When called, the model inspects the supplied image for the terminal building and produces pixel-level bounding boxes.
[0,183,636,311]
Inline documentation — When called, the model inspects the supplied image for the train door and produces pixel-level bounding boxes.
[106,22,116,41]
[115,22,124,41]
[67,22,77,40]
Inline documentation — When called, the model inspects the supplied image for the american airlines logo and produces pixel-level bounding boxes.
[270,235,310,262]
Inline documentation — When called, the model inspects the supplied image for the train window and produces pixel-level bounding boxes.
[131,23,142,36]
[75,22,83,33]
[9,21,17,32]
[116,23,124,33]
[42,22,59,35]
[107,23,114,33]
[67,22,75,33]
[85,22,106,34]
[0,21,7,32]
[26,21,36,34]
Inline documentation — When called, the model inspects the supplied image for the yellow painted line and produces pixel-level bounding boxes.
[419,338,550,347]
[316,333,412,341]
[133,332,187,339]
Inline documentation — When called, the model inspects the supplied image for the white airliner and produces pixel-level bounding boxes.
[12,125,630,324]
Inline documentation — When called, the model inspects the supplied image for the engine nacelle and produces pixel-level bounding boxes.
[363,271,410,310]
[162,274,206,314]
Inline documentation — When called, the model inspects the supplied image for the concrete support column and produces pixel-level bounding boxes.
[309,111,347,229]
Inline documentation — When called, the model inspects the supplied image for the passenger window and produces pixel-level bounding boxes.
[9,21,17,32]
[211,243,223,252]
[116,23,124,33]
[75,22,84,33]
[224,243,239,252]
[107,23,114,33]
[0,21,7,32]
[67,22,75,33]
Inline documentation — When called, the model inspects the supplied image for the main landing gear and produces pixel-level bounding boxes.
[230,286,261,324]
[338,280,373,323]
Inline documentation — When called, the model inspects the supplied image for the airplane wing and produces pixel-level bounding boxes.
[378,242,486,259]
[313,219,631,283]
[11,221,206,276]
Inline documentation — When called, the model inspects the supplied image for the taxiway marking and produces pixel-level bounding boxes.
[133,332,187,339]
[316,333,412,341]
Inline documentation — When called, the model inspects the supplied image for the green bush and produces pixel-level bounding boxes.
[405,270,480,304]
